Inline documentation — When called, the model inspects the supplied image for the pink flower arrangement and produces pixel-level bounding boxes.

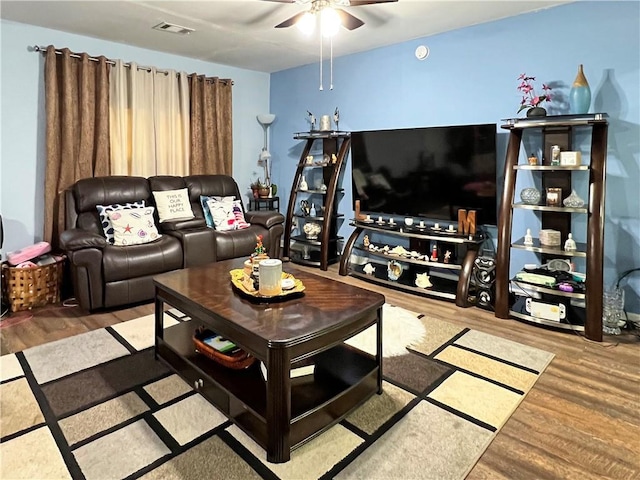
[517,74,552,113]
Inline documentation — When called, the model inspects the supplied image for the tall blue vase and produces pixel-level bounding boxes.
[569,64,591,114]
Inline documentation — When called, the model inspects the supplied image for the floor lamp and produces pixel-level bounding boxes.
[257,114,276,191]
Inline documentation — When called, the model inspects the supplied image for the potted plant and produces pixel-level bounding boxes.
[517,73,552,117]
[250,175,266,199]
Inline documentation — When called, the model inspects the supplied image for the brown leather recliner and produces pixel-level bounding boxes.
[60,175,284,312]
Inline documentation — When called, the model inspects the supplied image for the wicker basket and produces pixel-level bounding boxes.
[2,259,64,312]
[193,327,256,370]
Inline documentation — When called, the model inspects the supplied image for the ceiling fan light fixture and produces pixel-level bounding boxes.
[320,7,341,37]
[297,11,316,35]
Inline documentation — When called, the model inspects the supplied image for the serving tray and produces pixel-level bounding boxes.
[229,269,305,303]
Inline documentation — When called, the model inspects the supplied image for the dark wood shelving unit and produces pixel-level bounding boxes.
[284,131,350,270]
[340,221,484,307]
[494,113,608,341]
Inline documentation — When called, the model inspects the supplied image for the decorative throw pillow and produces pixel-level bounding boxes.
[200,195,234,229]
[232,200,250,229]
[152,188,195,223]
[96,200,146,244]
[206,198,237,231]
[107,207,162,246]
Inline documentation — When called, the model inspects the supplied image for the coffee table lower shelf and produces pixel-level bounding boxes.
[156,320,379,459]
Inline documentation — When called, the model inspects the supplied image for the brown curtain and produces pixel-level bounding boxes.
[43,46,110,248]
[189,75,233,175]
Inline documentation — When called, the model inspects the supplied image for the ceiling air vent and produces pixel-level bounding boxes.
[152,22,195,35]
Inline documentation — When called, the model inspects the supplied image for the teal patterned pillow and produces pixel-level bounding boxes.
[200,195,234,229]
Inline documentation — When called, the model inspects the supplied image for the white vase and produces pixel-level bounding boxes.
[299,175,308,191]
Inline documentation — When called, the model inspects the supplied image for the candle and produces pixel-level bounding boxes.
[259,259,282,296]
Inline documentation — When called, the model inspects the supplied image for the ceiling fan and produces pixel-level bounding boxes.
[264,0,398,32]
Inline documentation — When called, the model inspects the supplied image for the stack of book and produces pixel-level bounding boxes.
[259,359,315,381]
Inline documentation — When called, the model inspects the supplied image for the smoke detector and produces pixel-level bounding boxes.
[152,22,195,35]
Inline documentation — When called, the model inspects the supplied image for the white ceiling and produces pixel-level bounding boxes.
[1,0,572,73]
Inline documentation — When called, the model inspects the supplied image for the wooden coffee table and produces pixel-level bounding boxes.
[153,258,385,463]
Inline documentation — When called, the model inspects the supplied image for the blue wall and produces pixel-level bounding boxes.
[269,1,640,313]
[0,19,270,256]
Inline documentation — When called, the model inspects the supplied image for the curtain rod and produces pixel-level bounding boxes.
[30,45,233,85]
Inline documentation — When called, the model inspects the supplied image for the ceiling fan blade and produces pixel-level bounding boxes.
[275,11,306,28]
[348,0,398,5]
[335,9,364,30]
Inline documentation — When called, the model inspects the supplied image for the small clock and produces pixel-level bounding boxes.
[415,45,429,60]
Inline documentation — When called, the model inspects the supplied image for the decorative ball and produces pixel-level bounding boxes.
[520,187,541,205]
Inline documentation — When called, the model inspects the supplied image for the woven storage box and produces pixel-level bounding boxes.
[539,229,561,246]
[193,327,256,370]
[2,259,64,312]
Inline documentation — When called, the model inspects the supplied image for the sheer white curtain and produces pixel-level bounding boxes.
[109,60,189,176]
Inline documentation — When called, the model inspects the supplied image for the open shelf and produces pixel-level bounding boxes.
[158,320,378,449]
[495,113,607,341]
[284,132,350,271]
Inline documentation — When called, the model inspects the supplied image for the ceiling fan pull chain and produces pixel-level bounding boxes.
[319,35,323,90]
[330,36,334,90]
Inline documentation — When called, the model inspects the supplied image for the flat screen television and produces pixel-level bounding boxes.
[350,123,498,225]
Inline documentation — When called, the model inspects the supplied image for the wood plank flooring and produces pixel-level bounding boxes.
[1,263,639,479]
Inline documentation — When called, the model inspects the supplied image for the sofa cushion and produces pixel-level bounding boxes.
[107,207,162,246]
[153,188,195,223]
[232,200,250,229]
[214,225,270,261]
[207,197,237,231]
[200,195,234,228]
[97,200,146,243]
[102,235,183,283]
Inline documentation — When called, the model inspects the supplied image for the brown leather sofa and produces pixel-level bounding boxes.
[60,174,284,312]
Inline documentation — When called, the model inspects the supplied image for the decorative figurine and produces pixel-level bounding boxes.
[333,107,340,131]
[551,145,561,166]
[387,260,403,281]
[363,234,370,248]
[564,233,577,251]
[444,250,452,263]
[253,234,266,257]
[524,228,534,245]
[331,153,337,164]
[431,245,438,262]
[528,153,538,166]
[306,110,316,131]
[415,272,432,289]
[363,263,376,275]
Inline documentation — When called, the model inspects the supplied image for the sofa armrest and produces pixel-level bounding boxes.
[60,229,107,251]
[245,211,285,229]
[159,217,207,232]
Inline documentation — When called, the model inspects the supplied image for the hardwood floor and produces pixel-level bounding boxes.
[2,263,639,479]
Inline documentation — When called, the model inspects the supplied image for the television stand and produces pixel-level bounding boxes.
[339,220,484,307]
